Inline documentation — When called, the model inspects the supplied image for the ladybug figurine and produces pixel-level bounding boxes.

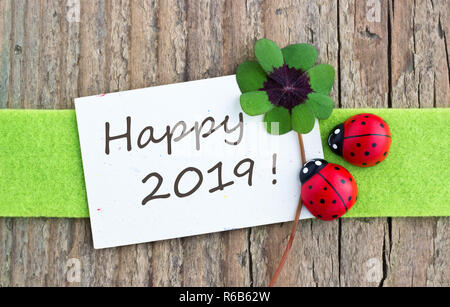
[327,113,391,167]
[300,159,358,221]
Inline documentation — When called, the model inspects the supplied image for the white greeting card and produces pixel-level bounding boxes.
[75,75,324,249]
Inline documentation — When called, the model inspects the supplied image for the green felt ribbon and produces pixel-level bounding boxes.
[0,108,449,218]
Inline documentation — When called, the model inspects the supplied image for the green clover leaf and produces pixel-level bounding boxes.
[291,103,315,134]
[240,91,273,116]
[307,64,335,95]
[254,39,284,74]
[282,43,317,71]
[236,61,267,93]
[305,92,334,120]
[264,107,291,135]
[235,38,336,135]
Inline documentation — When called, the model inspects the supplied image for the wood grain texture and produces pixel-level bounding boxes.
[391,0,449,108]
[0,0,449,287]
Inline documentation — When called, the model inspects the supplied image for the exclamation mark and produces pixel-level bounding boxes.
[272,153,277,185]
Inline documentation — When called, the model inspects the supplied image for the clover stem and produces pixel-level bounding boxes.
[269,133,306,287]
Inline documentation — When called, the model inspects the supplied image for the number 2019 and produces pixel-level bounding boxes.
[141,158,255,205]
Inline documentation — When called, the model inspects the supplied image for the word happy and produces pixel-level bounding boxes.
[105,113,244,155]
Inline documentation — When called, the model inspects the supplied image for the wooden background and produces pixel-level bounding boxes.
[0,0,449,286]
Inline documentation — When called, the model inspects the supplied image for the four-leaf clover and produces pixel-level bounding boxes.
[236,38,335,135]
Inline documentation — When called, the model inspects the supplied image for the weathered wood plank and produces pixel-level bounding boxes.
[391,0,449,108]
[0,0,12,108]
[9,219,29,286]
[5,0,25,108]
[156,0,187,85]
[21,0,41,108]
[129,0,158,89]
[427,218,450,286]
[383,218,450,286]
[37,0,63,109]
[0,219,13,286]
[340,218,389,286]
[78,0,107,97]
[185,0,224,80]
[66,219,96,286]
[105,0,131,93]
[339,0,390,107]
[45,219,72,286]
[221,0,264,75]
[60,1,81,108]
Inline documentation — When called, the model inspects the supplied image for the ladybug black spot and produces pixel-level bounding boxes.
[351,120,356,123]
[364,115,369,118]
[349,177,352,182]
[341,179,345,184]
[323,187,327,191]
[350,152,355,157]
[362,163,367,166]
[309,185,312,189]
[384,152,387,156]
[376,161,380,164]
[334,167,340,170]
[361,121,366,125]
[348,196,352,201]
[332,215,338,219]
[372,143,377,148]
[317,215,322,218]
[365,151,370,156]
[380,124,384,128]
[320,199,325,204]
[357,143,361,147]
[332,200,337,204]
[310,200,313,205]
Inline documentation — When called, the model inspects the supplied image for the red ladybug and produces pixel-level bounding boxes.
[300,159,358,221]
[327,113,391,167]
